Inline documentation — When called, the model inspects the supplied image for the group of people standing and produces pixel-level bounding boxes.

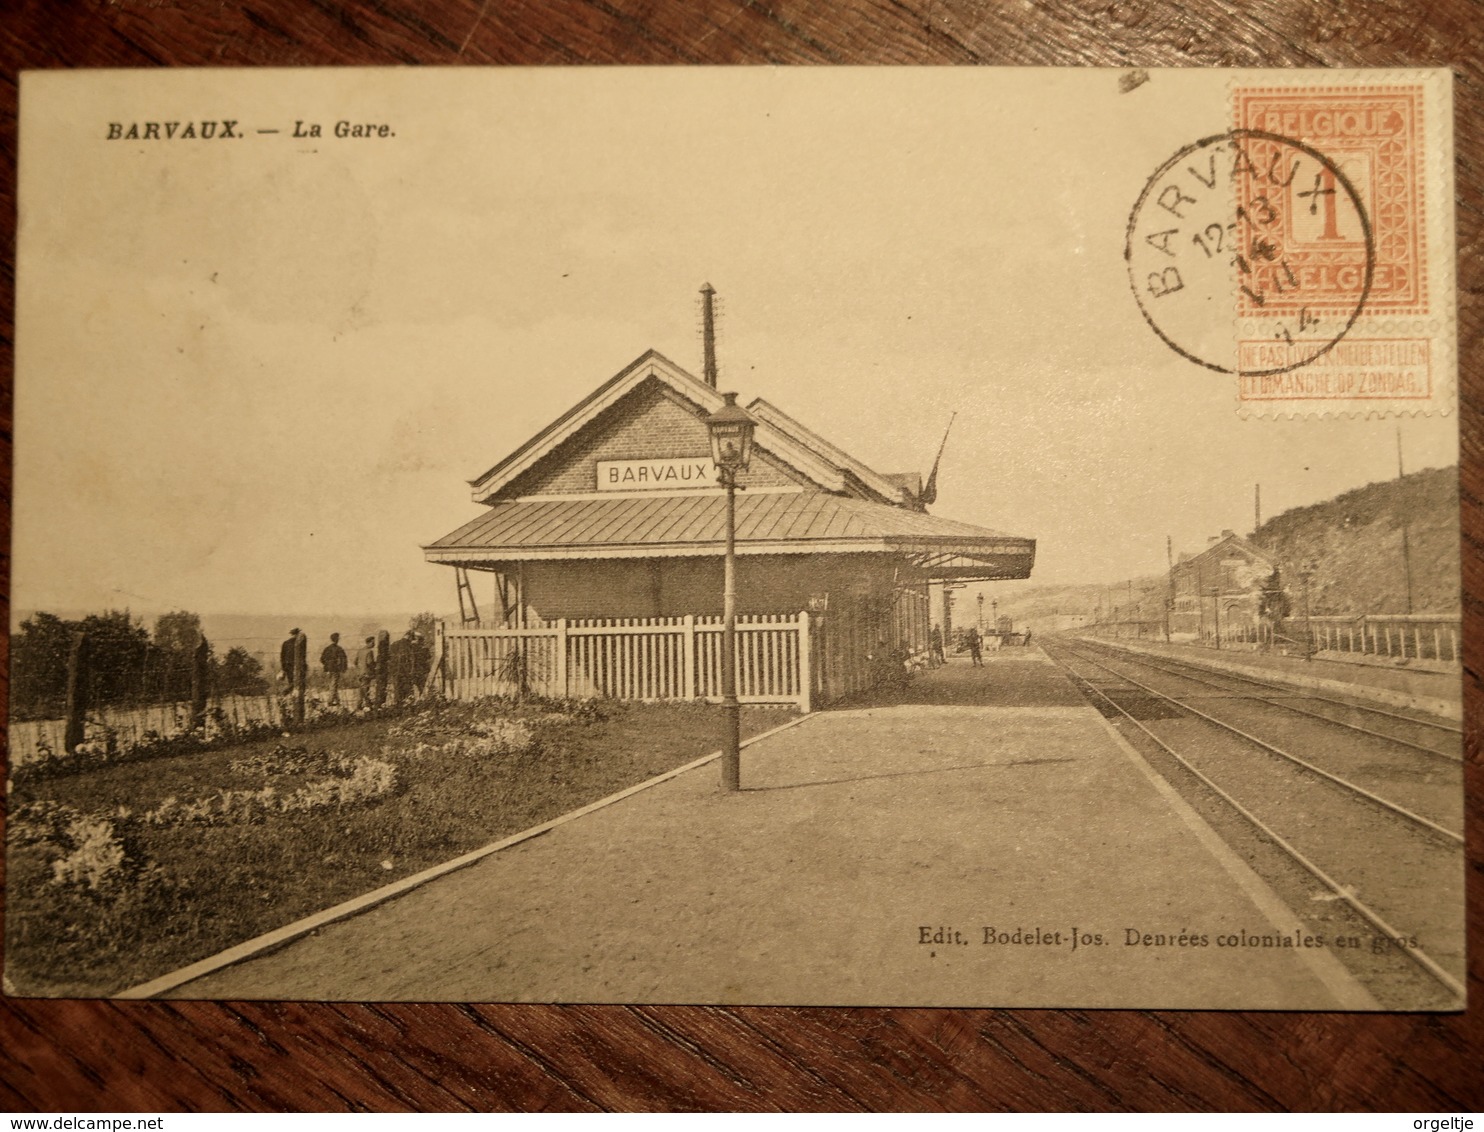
[278,626,432,715]
[926,623,1031,668]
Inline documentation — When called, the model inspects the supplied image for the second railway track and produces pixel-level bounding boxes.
[1066,639,1463,834]
[1042,637,1465,1008]
[1074,639,1462,759]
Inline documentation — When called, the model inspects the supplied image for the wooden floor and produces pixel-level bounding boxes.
[3,0,1482,1112]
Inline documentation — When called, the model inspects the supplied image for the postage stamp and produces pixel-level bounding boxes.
[1233,85,1427,317]
[1124,74,1451,417]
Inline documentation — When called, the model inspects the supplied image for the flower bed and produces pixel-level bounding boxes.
[4,694,797,996]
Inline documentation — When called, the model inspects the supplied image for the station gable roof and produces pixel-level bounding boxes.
[469,350,849,504]
[744,398,914,508]
[437,348,1036,581]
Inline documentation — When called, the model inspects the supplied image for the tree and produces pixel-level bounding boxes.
[153,610,203,653]
[1258,568,1291,632]
[78,611,152,707]
[408,611,438,640]
[214,646,268,696]
[10,612,75,720]
[153,611,205,700]
[12,610,153,718]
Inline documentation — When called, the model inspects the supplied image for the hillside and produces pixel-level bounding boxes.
[991,465,1459,628]
[990,577,1167,630]
[1248,465,1458,615]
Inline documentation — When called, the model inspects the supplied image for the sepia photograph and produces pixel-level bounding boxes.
[6,66,1462,1011]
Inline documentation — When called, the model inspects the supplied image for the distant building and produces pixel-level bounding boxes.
[1169,530,1275,643]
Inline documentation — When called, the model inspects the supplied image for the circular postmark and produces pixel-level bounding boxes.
[1125,129,1375,377]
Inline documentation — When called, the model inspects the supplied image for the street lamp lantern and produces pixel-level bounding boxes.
[706,391,757,792]
[707,392,755,476]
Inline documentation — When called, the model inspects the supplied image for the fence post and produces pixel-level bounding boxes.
[682,614,696,700]
[190,636,210,731]
[63,631,90,755]
[375,629,390,706]
[294,631,308,724]
[556,618,569,699]
[424,620,447,700]
[798,610,812,713]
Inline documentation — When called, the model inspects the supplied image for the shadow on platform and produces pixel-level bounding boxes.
[834,651,1088,710]
[744,755,1078,793]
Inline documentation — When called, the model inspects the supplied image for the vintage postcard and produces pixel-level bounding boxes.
[7,68,1461,1009]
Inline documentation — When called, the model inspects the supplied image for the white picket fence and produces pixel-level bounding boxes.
[1305,614,1461,663]
[439,613,812,710]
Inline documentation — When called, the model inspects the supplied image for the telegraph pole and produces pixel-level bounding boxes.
[1165,535,1174,642]
[1398,428,1414,614]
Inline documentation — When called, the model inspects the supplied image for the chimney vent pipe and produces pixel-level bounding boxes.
[701,283,718,388]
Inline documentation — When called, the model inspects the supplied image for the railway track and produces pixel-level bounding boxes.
[1069,639,1464,834]
[1076,639,1462,761]
[1042,637,1465,1008]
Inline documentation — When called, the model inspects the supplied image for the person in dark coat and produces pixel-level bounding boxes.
[278,628,303,726]
[279,628,302,684]
[929,625,945,667]
[409,631,432,694]
[320,632,349,706]
[965,626,983,667]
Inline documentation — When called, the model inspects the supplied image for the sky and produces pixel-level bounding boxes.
[13,68,1456,624]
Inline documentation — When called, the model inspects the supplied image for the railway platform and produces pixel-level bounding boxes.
[1082,636,1462,720]
[159,648,1377,1008]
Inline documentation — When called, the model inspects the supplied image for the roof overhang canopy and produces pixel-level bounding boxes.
[425,492,1035,581]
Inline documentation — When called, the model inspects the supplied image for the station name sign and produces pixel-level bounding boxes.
[596,457,720,491]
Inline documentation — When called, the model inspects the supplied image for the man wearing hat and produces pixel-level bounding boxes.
[278,627,304,725]
[320,632,349,707]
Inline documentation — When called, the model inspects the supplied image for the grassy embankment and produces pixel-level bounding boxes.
[995,465,1460,625]
[6,697,797,997]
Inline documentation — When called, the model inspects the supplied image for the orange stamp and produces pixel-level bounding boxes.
[1233,85,1426,317]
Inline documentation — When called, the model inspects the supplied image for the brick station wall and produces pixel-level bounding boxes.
[505,377,801,496]
[519,554,896,621]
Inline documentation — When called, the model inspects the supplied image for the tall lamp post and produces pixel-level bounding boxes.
[1205,587,1222,649]
[706,392,757,792]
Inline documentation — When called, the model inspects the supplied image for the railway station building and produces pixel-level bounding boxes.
[423,349,1035,708]
[1169,530,1276,644]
